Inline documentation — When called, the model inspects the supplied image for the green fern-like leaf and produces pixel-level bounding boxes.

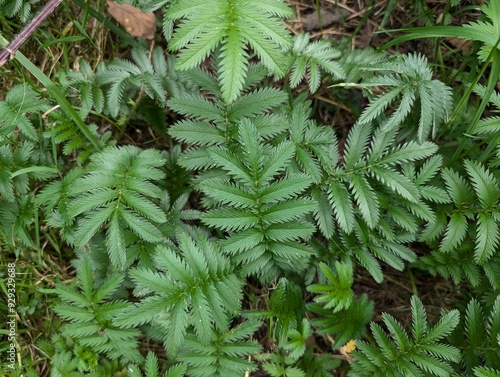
[50,351,86,377]
[0,137,58,248]
[96,46,168,117]
[474,367,500,377]
[168,84,288,171]
[67,146,167,269]
[0,194,39,248]
[274,108,446,286]
[464,159,500,211]
[298,349,342,377]
[448,296,500,374]
[356,53,453,141]
[287,100,338,184]
[349,296,460,377]
[127,352,186,377]
[114,232,243,354]
[35,167,83,245]
[199,120,315,280]
[177,319,261,377]
[168,86,287,149]
[308,293,374,350]
[307,262,354,313]
[422,162,500,287]
[0,0,41,21]
[166,0,293,102]
[311,121,438,281]
[267,278,305,346]
[325,122,437,235]
[338,47,386,82]
[0,139,56,202]
[59,59,105,119]
[44,119,114,164]
[284,318,312,360]
[159,191,204,239]
[289,33,345,92]
[419,248,491,289]
[472,86,500,163]
[54,256,142,364]
[261,352,307,377]
[0,83,49,141]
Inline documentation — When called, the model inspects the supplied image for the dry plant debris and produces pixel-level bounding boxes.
[106,0,156,40]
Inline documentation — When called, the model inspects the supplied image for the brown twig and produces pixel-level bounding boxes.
[0,0,64,67]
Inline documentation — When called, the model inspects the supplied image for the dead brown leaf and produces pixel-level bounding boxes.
[106,0,156,40]
[445,37,472,55]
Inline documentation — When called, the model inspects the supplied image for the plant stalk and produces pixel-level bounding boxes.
[0,0,63,67]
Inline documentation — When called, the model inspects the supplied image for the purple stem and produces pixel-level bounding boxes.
[0,0,64,67]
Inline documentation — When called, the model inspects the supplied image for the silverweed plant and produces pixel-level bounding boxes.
[0,0,499,376]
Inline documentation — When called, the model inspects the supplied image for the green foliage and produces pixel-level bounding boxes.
[4,0,500,376]
[383,2,500,134]
[0,0,40,22]
[286,98,337,186]
[349,296,461,377]
[449,296,500,374]
[114,232,243,354]
[128,352,186,377]
[161,145,193,200]
[356,53,453,141]
[473,367,500,377]
[296,350,341,377]
[0,67,109,167]
[168,68,289,173]
[316,121,441,282]
[472,84,500,135]
[177,319,261,377]
[58,59,105,120]
[50,350,87,377]
[0,138,55,203]
[161,191,203,239]
[419,160,500,289]
[97,46,166,117]
[165,0,294,102]
[0,83,49,141]
[0,97,57,249]
[327,122,438,231]
[259,347,341,377]
[266,278,305,346]
[288,33,345,92]
[308,293,374,349]
[36,167,83,243]
[472,85,500,163]
[54,256,142,364]
[62,46,164,118]
[307,262,354,313]
[65,145,167,269]
[0,193,37,248]
[50,349,125,377]
[338,47,386,83]
[41,102,114,162]
[261,352,308,377]
[283,318,311,360]
[200,120,316,281]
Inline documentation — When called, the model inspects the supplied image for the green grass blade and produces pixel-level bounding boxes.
[10,166,59,178]
[0,37,102,151]
[381,26,499,51]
